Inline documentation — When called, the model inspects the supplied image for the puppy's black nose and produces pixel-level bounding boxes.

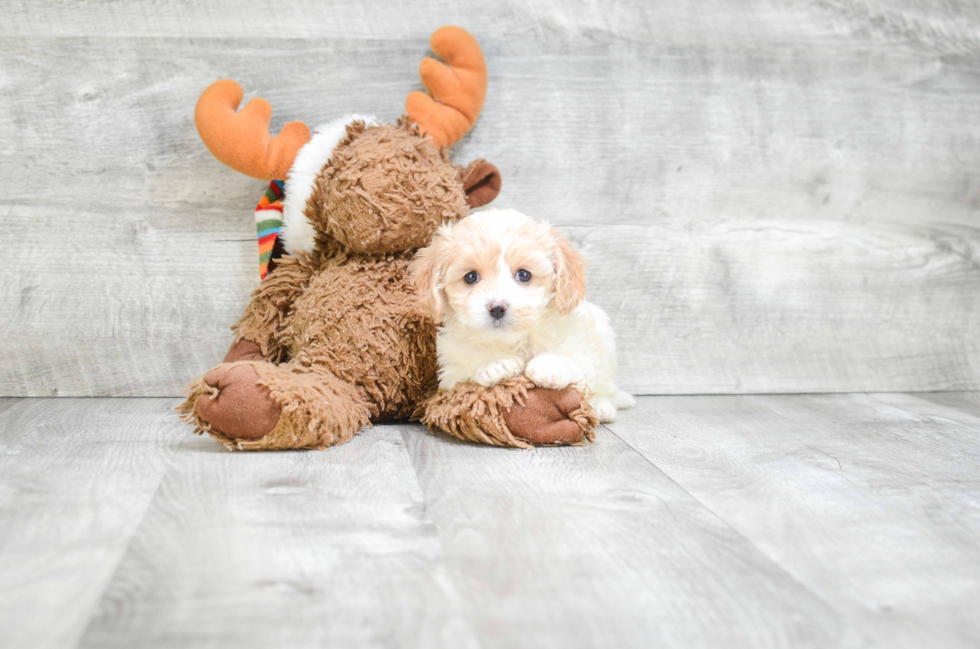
[489,304,508,320]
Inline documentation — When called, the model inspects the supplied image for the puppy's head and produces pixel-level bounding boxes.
[410,208,587,332]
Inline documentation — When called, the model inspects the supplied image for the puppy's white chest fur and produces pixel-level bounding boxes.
[436,302,612,392]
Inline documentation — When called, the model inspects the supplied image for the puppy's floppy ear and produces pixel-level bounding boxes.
[460,159,501,208]
[550,230,587,315]
[410,225,452,324]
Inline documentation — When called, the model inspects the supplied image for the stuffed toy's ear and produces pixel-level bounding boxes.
[461,159,502,208]
[410,226,452,323]
[551,231,588,315]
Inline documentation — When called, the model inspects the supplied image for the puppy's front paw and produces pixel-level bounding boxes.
[592,397,617,423]
[475,359,524,387]
[525,354,585,390]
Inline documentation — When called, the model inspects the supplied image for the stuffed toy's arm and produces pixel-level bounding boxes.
[230,252,321,362]
[418,377,597,448]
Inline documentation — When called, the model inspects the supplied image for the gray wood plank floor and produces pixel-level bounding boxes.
[2,394,978,648]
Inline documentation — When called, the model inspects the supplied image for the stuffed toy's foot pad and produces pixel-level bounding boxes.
[197,363,281,440]
[504,386,586,445]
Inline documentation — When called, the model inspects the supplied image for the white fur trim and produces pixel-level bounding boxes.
[281,114,378,254]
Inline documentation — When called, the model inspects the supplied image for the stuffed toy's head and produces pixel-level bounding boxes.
[194,26,501,258]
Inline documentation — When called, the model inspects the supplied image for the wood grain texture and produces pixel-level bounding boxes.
[0,398,185,649]
[914,390,980,418]
[605,393,980,648]
[3,1,980,396]
[2,394,979,647]
[77,426,479,649]
[5,0,980,46]
[399,423,842,649]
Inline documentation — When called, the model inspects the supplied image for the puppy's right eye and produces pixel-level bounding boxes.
[464,271,480,285]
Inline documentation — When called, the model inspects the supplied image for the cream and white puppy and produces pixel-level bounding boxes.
[411,208,634,423]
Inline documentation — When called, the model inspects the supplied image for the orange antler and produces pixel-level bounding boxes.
[194,79,311,180]
[406,26,487,148]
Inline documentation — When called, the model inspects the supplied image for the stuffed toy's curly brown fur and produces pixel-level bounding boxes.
[179,119,596,450]
[419,377,597,449]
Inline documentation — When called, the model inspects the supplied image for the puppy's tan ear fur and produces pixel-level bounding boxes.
[551,231,587,315]
[410,227,450,324]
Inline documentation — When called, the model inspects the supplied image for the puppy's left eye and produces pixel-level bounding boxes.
[515,269,531,283]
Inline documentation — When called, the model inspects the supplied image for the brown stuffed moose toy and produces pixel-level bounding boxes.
[179,26,597,450]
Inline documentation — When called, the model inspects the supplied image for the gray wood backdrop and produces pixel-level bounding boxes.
[3,0,979,397]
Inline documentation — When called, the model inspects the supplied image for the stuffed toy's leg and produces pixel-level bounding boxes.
[419,377,598,449]
[177,252,362,451]
[178,359,372,451]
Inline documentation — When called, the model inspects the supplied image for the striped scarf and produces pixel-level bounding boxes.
[254,180,286,279]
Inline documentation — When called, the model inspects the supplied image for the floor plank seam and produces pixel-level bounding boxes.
[395,424,489,649]
[71,426,192,649]
[598,421,844,619]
